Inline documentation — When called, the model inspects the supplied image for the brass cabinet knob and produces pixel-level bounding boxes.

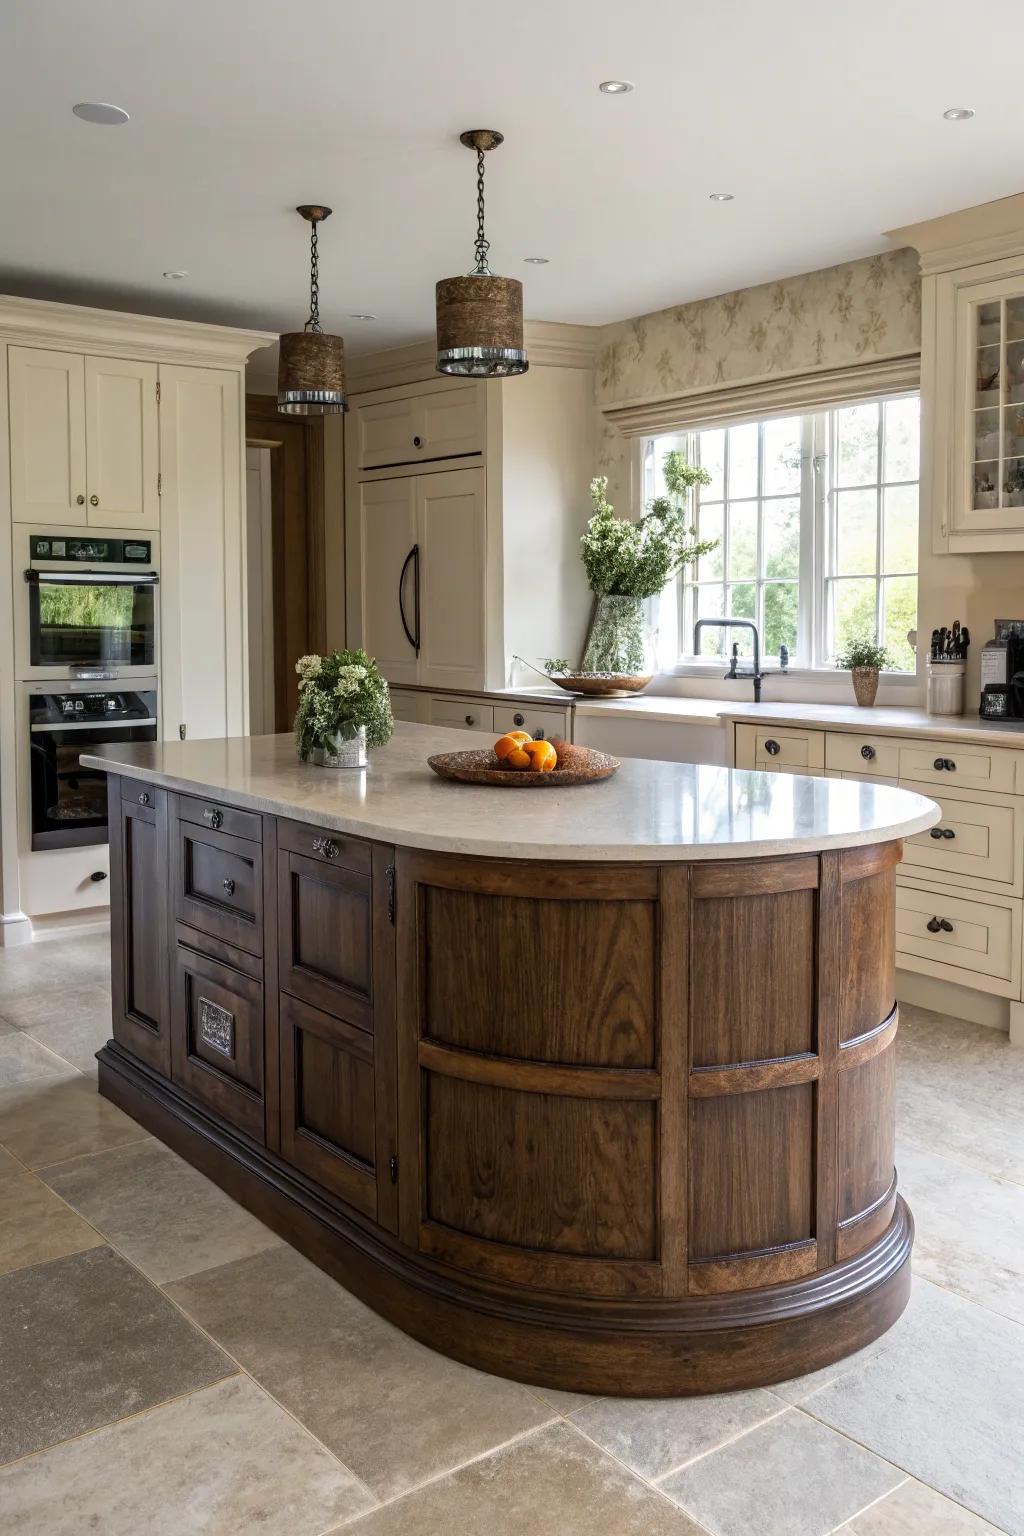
[76,494,85,505]
[89,494,99,506]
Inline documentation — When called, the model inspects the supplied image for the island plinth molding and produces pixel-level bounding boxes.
[89,728,938,1395]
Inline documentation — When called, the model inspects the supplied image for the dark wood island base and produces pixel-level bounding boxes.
[99,772,912,1396]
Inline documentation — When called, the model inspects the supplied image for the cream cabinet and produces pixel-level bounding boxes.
[9,346,158,529]
[352,382,483,471]
[734,724,824,774]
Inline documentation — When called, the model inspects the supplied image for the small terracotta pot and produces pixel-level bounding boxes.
[851,666,880,707]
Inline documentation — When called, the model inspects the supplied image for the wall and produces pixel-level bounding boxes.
[593,247,1024,704]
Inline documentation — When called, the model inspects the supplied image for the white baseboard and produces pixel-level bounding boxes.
[896,967,1010,1033]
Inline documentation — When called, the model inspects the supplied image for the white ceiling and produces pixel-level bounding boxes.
[1,0,1020,360]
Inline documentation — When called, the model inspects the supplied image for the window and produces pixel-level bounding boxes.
[642,393,920,672]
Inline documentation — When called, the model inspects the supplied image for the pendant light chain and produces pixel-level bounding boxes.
[307,217,322,333]
[473,148,491,276]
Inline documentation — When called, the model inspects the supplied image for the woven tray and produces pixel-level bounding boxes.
[548,673,652,697]
[427,743,620,788]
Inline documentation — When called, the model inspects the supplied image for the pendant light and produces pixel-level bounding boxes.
[277,205,347,414]
[436,130,528,378]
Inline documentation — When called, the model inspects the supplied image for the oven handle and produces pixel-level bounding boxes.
[25,569,159,585]
[30,718,158,733]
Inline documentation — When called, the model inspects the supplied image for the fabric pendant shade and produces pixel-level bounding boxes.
[277,205,347,414]
[436,131,528,378]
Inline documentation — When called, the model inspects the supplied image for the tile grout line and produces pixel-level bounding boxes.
[647,1399,794,1486]
[823,1474,910,1535]
[898,1130,1024,1190]
[28,1131,153,1176]
[561,1417,720,1534]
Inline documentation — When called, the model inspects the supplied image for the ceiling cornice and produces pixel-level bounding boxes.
[887,191,1024,275]
[0,294,276,366]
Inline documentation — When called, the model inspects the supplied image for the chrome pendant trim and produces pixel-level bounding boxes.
[436,346,529,378]
[276,387,348,415]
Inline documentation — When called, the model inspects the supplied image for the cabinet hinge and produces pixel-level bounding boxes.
[389,1156,399,1184]
[156,379,161,404]
[157,471,162,497]
[385,863,396,925]
[179,724,187,741]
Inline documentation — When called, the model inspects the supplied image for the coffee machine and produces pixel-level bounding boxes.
[980,620,1024,718]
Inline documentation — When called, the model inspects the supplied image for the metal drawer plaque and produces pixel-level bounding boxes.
[198,997,234,1058]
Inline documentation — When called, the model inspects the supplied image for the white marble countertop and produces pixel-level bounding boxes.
[721,701,1024,748]
[84,722,939,862]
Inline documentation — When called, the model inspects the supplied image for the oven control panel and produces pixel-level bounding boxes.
[29,536,152,564]
[30,691,157,726]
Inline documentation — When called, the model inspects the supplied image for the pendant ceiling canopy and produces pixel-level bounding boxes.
[277,204,347,415]
[436,130,528,379]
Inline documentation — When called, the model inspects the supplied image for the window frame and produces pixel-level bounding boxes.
[640,390,920,679]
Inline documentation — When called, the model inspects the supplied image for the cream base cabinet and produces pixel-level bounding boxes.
[356,476,419,686]
[8,346,87,525]
[158,365,246,741]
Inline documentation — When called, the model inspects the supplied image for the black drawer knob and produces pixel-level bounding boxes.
[930,828,943,839]
[513,712,525,727]
[933,758,945,771]
[221,877,235,897]
[413,435,422,447]
[940,918,954,932]
[926,916,955,934]
[465,714,475,725]
[138,791,150,806]
[942,828,955,840]
[926,916,942,932]
[764,739,781,756]
[90,870,107,883]
[860,744,876,761]
[944,759,956,772]
[203,807,224,830]
[312,836,338,860]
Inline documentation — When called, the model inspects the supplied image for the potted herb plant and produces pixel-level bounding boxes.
[580,458,716,679]
[294,648,394,768]
[835,636,891,707]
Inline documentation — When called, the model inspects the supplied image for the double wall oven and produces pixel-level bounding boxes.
[17,531,160,863]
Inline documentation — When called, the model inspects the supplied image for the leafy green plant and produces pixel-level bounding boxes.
[293,649,394,760]
[542,657,572,676]
[580,461,717,599]
[835,635,892,671]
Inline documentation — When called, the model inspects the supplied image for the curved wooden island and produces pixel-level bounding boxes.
[86,725,939,1396]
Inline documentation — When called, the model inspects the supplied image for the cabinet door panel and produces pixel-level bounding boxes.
[171,941,265,1142]
[354,396,419,470]
[417,467,485,690]
[9,347,87,524]
[108,778,170,1074]
[280,994,378,1215]
[355,477,419,685]
[418,386,483,461]
[278,845,372,1028]
[85,356,159,529]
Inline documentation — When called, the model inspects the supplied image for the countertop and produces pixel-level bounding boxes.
[84,722,939,862]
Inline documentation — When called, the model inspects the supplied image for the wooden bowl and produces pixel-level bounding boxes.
[548,673,653,697]
[427,743,620,787]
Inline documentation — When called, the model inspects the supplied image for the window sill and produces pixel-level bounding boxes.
[667,662,920,686]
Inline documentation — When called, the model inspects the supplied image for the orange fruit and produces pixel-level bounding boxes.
[523,738,557,772]
[494,731,532,766]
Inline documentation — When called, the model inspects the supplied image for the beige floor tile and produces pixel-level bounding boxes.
[0,1031,72,1085]
[166,1244,555,1501]
[897,1139,1024,1323]
[659,1408,902,1536]
[571,1387,786,1480]
[43,1138,280,1284]
[836,1477,1003,1534]
[338,1422,703,1536]
[0,1246,235,1465]
[529,1386,602,1414]
[24,1003,111,1074]
[0,1375,375,1534]
[0,1168,103,1276]
[897,1005,1024,1184]
[0,1146,23,1180]
[0,982,111,1035]
[803,1277,1024,1534]
[0,1074,148,1167]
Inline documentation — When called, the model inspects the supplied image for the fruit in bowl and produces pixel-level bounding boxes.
[493,732,558,772]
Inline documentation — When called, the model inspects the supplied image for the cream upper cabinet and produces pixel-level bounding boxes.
[8,347,87,524]
[84,356,159,529]
[158,364,245,742]
[417,467,486,691]
[355,476,420,686]
[353,383,483,470]
[9,346,158,528]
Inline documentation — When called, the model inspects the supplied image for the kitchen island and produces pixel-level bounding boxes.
[85,724,939,1395]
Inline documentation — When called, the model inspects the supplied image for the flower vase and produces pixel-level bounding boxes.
[581,594,656,677]
[308,723,368,769]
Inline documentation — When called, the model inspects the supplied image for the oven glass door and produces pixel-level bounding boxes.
[29,574,156,669]
[30,722,156,850]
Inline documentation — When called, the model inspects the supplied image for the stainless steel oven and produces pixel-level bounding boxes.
[18,532,159,682]
[27,686,158,850]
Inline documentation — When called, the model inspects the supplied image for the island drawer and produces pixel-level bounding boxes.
[735,724,824,771]
[276,818,371,875]
[171,940,265,1143]
[429,697,494,733]
[900,781,1023,893]
[176,794,263,844]
[173,814,264,956]
[121,780,167,813]
[895,877,1021,996]
[824,733,899,778]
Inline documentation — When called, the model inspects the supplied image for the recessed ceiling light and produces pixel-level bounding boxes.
[72,101,130,126]
[709,192,734,202]
[598,79,634,95]
[524,256,550,264]
[162,270,188,280]
[942,106,974,120]
[349,313,376,321]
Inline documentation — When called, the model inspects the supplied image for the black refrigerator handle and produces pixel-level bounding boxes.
[399,545,420,655]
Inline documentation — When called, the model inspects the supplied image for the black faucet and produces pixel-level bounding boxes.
[694,618,765,703]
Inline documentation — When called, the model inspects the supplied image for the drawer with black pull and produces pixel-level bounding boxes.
[176,793,263,844]
[900,781,1023,894]
[895,876,1020,996]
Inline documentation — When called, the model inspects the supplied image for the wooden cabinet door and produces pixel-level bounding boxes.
[277,832,373,1025]
[355,476,419,685]
[84,356,159,529]
[8,346,87,524]
[171,940,265,1143]
[417,467,486,691]
[158,365,245,741]
[108,777,171,1075]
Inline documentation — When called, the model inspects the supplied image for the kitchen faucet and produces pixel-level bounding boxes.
[694,618,765,703]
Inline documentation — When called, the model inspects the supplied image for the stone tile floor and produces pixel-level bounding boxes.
[0,930,1021,1535]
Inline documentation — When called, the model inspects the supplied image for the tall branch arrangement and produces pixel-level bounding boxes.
[580,458,717,599]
